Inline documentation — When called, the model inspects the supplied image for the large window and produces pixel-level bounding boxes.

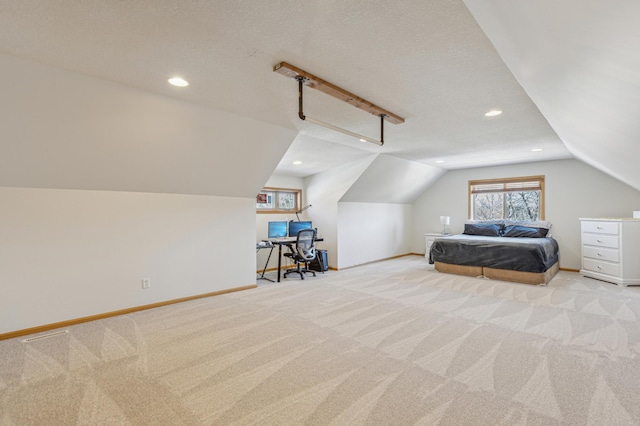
[469,176,545,221]
[256,187,301,214]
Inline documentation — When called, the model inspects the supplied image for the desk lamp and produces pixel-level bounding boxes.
[296,204,312,221]
[440,216,450,235]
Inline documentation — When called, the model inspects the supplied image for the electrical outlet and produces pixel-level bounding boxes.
[141,278,151,289]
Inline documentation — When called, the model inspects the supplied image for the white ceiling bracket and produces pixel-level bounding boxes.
[276,62,405,146]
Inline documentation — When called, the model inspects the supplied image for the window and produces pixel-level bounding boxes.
[256,187,301,214]
[469,176,545,221]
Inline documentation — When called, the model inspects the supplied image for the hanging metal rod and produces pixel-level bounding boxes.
[274,62,404,124]
[295,76,384,146]
[306,115,383,146]
[274,61,404,146]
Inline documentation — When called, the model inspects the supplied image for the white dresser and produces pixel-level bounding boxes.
[580,218,640,286]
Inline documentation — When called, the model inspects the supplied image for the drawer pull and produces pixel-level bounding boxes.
[597,239,603,243]
[597,226,603,229]
[597,266,602,270]
[597,252,602,256]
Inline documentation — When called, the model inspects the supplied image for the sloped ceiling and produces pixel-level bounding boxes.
[341,155,445,204]
[465,0,640,190]
[2,1,637,194]
[0,0,574,187]
[0,54,295,197]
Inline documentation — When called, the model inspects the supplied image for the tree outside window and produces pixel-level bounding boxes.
[469,176,544,221]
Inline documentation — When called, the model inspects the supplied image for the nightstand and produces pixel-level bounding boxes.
[425,232,446,259]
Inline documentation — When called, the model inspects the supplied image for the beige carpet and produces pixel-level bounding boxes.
[2,256,640,425]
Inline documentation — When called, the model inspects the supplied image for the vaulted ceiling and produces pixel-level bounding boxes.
[1,1,638,189]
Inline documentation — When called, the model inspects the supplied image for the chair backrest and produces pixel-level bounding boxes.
[295,228,317,261]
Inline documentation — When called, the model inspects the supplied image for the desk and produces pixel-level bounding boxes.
[256,242,276,282]
[263,237,324,282]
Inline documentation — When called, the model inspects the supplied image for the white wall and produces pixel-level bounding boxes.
[412,159,640,269]
[301,155,434,269]
[0,54,300,335]
[329,155,441,268]
[0,187,256,335]
[305,155,377,268]
[338,202,412,269]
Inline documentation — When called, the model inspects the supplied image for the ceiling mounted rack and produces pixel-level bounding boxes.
[274,62,405,146]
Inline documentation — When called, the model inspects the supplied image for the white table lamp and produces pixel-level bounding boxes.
[440,216,450,235]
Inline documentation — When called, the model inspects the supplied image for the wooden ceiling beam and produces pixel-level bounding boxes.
[273,61,405,125]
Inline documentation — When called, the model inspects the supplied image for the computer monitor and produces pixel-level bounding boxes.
[288,221,313,237]
[268,221,288,239]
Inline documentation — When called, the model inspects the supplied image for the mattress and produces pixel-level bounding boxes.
[429,234,559,273]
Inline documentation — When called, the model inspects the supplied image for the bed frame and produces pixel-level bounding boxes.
[434,261,559,285]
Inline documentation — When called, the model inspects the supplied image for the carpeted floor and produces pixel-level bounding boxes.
[2,256,640,425]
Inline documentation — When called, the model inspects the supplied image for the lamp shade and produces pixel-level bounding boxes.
[440,216,450,225]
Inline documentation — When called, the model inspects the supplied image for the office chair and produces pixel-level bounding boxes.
[283,228,317,279]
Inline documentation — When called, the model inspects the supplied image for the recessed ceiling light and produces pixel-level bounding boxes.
[484,109,502,117]
[531,148,543,152]
[168,77,189,87]
[292,160,302,165]
[436,160,445,164]
[359,138,367,143]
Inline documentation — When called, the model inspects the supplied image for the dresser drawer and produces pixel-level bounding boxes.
[582,233,620,249]
[583,246,620,262]
[582,221,619,235]
[583,258,621,277]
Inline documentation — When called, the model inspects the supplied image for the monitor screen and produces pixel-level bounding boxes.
[268,221,288,239]
[289,221,313,237]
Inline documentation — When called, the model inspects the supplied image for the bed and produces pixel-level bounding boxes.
[429,220,559,285]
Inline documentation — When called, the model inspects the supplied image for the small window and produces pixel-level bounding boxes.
[469,176,545,221]
[256,187,301,214]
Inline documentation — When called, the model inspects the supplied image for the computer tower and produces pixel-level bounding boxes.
[309,249,328,272]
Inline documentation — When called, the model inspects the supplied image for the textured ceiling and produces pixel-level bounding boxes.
[0,0,574,178]
[465,0,640,191]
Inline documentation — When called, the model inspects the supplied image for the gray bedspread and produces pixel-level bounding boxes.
[429,234,559,273]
